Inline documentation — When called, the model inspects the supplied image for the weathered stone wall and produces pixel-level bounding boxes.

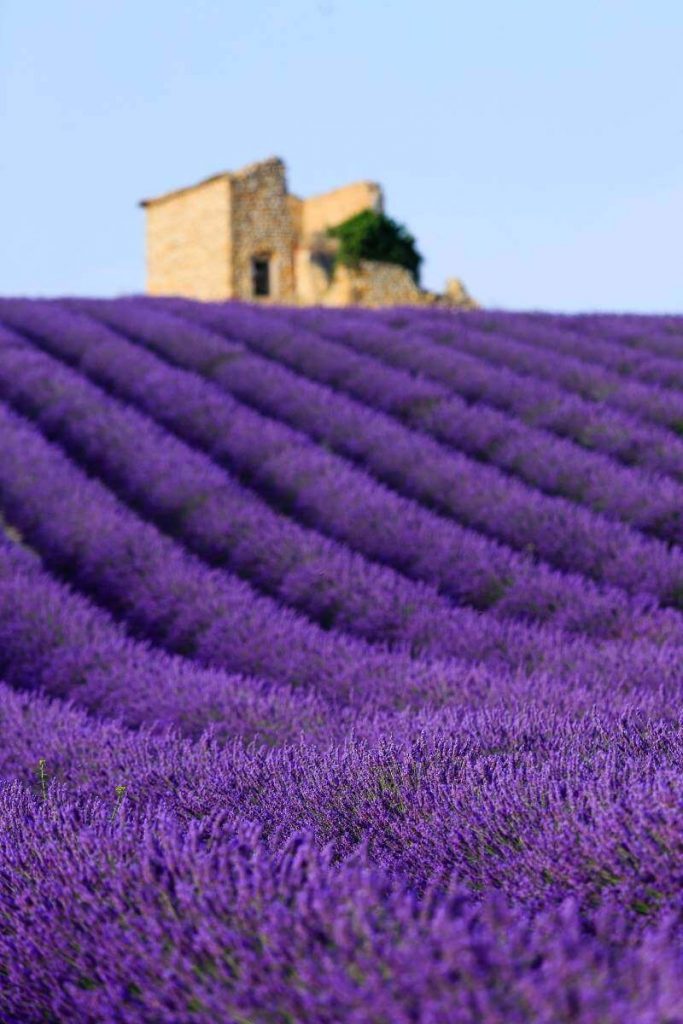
[142,175,232,300]
[298,258,478,309]
[300,182,383,239]
[230,158,296,303]
[322,260,422,307]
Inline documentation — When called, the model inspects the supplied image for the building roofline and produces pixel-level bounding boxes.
[303,180,383,204]
[139,157,285,208]
[139,172,230,208]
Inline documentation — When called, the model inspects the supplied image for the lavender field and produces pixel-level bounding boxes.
[1,296,683,1022]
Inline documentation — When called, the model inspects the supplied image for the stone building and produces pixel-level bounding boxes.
[140,156,475,308]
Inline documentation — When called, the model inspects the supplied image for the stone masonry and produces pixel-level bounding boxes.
[140,157,476,308]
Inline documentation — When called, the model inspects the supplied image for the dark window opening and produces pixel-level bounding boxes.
[252,257,270,297]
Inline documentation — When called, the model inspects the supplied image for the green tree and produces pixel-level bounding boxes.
[327,209,423,284]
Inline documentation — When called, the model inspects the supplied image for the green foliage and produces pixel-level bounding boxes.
[327,209,423,284]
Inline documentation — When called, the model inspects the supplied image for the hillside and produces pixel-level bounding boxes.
[1,297,682,1021]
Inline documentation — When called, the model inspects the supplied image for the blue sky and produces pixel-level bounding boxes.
[1,0,681,311]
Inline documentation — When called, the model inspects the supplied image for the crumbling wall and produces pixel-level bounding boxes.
[142,175,232,300]
[423,278,478,310]
[307,260,477,309]
[316,260,421,307]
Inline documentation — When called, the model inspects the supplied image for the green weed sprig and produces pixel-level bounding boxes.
[111,784,127,822]
[37,758,47,802]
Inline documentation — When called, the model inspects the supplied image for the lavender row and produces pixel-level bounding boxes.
[8,688,683,903]
[284,304,683,544]
[460,308,683,390]
[374,304,683,386]
[385,309,683,432]
[301,301,683,481]
[8,326,616,674]
[292,301,683,480]
[5,527,616,754]
[5,530,595,750]
[6,663,683,899]
[0,401,521,713]
[118,296,683,606]
[374,305,683,429]
[0,534,333,745]
[30,297,671,638]
[553,310,683,361]
[4,684,683,1020]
